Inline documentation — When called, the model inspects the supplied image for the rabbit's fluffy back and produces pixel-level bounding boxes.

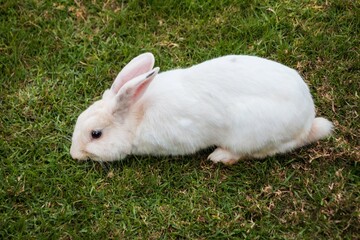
[131,55,315,157]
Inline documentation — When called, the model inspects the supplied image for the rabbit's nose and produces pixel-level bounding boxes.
[70,152,88,161]
[70,145,87,160]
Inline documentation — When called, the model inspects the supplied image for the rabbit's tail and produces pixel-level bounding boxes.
[305,117,333,144]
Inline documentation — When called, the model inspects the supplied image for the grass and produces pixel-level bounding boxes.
[0,0,359,239]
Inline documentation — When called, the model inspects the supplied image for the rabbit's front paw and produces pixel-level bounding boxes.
[208,148,242,166]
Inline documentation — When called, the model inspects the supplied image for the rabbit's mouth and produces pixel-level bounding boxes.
[70,148,90,161]
[82,150,128,163]
[88,153,102,162]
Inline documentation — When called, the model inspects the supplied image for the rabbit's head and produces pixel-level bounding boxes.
[70,53,159,162]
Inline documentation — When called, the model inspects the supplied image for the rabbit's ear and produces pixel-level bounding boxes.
[111,53,155,94]
[114,67,159,112]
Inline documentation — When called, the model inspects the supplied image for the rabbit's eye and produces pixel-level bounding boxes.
[91,130,102,139]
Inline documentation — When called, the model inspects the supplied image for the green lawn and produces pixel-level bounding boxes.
[1,0,359,239]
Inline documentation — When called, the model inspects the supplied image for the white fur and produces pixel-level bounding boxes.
[70,53,333,164]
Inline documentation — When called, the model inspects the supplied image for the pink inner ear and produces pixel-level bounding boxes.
[133,79,151,101]
[116,65,150,91]
[112,53,154,93]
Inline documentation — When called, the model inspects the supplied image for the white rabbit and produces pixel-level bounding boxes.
[70,53,333,165]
